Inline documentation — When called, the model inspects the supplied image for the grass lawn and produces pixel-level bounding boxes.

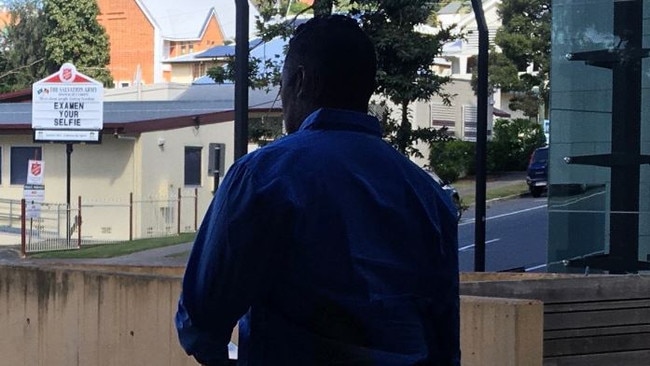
[29,232,196,259]
[456,181,529,208]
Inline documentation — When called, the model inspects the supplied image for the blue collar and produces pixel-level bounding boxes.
[298,108,382,137]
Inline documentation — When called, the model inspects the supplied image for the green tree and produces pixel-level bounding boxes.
[214,0,457,156]
[42,0,113,87]
[487,0,551,118]
[357,0,455,157]
[0,0,47,92]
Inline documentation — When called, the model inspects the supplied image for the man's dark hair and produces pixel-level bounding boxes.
[286,15,377,110]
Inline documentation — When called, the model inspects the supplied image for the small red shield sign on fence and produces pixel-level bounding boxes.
[31,161,42,176]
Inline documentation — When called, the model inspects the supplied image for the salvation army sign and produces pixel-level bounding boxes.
[32,63,103,142]
[27,159,44,185]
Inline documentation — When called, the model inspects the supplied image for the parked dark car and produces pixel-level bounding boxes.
[425,169,463,221]
[526,146,548,197]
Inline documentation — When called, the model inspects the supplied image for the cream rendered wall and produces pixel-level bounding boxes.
[0,135,135,202]
[0,134,41,200]
[137,121,235,237]
[169,64,195,84]
[0,122,237,241]
[0,134,136,241]
[70,138,137,240]
[411,102,433,167]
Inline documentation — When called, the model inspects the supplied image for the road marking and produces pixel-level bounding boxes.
[459,204,548,226]
[459,238,501,252]
[525,263,547,271]
[549,191,606,209]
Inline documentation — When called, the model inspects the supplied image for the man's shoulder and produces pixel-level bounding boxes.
[236,134,308,171]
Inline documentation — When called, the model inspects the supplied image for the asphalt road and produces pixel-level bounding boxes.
[458,195,549,272]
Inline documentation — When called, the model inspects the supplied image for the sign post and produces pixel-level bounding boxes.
[32,63,104,245]
[24,159,45,219]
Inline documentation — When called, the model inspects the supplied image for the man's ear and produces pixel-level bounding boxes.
[294,65,306,99]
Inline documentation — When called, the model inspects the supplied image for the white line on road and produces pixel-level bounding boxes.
[459,238,501,252]
[459,204,548,226]
[525,263,547,271]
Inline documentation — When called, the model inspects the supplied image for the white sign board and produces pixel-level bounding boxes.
[23,184,45,219]
[32,63,104,131]
[35,130,101,142]
[26,159,44,185]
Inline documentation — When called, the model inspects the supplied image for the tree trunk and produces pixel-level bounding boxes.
[397,100,411,155]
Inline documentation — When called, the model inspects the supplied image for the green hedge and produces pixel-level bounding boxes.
[428,118,546,182]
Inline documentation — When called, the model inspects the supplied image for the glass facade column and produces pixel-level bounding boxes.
[549,0,650,273]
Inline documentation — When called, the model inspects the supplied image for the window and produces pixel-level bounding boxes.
[184,146,202,186]
[192,63,205,79]
[466,56,477,74]
[11,146,41,185]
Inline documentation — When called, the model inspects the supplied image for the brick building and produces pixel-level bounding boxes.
[96,0,259,86]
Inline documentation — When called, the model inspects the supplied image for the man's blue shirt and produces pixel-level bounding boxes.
[176,108,460,365]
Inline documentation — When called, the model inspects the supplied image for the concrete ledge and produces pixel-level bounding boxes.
[0,264,543,365]
[461,272,650,366]
[0,264,198,366]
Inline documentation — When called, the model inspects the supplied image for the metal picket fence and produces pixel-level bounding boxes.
[23,202,80,253]
[0,198,21,233]
[0,188,199,254]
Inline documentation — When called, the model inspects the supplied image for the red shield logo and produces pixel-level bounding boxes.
[31,162,42,176]
[62,67,73,81]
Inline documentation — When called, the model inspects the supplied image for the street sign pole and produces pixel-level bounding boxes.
[471,0,488,272]
[32,63,104,247]
[235,0,249,160]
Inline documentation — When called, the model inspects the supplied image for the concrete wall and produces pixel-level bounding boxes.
[0,264,198,366]
[461,296,543,366]
[0,264,543,366]
[461,272,650,366]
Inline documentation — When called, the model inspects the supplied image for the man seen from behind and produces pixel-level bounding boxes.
[175,15,461,366]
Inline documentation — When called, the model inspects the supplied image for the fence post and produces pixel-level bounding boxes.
[177,187,182,235]
[194,188,198,231]
[129,192,133,241]
[77,195,82,248]
[20,199,26,258]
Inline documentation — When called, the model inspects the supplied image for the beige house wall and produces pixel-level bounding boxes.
[0,136,135,201]
[1,135,137,242]
[169,64,195,84]
[0,120,235,241]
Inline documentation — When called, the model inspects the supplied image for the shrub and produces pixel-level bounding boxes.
[488,118,546,172]
[429,139,475,182]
